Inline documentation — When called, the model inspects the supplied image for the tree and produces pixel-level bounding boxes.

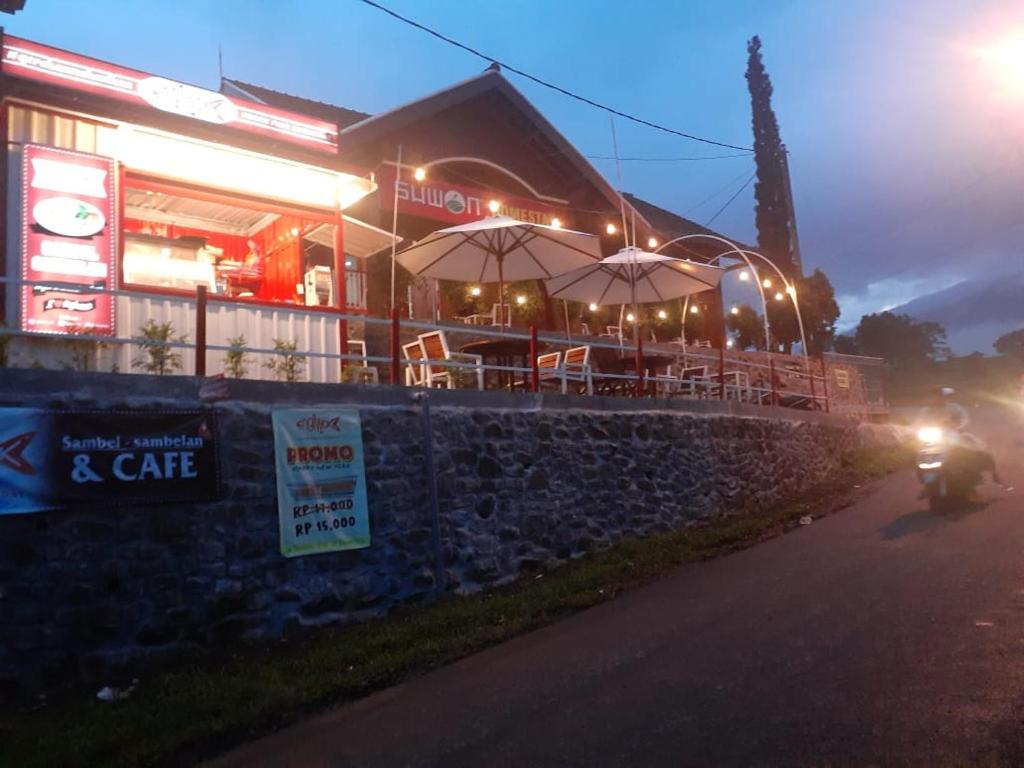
[727,304,764,350]
[833,334,858,355]
[994,328,1024,360]
[765,268,840,354]
[853,312,946,365]
[746,36,792,274]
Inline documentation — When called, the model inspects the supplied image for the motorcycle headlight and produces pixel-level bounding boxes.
[917,426,944,445]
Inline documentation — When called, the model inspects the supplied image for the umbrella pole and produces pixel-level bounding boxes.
[497,255,506,328]
[563,299,572,342]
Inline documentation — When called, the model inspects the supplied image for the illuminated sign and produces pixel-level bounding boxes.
[377,164,565,226]
[21,144,117,336]
[2,36,338,153]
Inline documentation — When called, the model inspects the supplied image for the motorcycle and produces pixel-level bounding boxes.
[915,425,985,511]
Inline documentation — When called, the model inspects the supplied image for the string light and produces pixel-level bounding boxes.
[762,278,772,289]
[488,200,501,214]
[730,306,740,315]
[689,304,699,314]
[774,291,785,301]
[606,223,617,235]
[648,237,658,249]
[786,285,796,296]
[413,167,426,182]
[588,302,598,311]
[657,309,667,320]
[626,312,635,322]
[738,270,750,282]
[726,338,735,349]
[470,286,481,297]
[550,217,562,229]
[515,294,527,305]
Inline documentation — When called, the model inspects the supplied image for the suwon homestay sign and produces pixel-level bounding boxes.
[2,36,337,153]
[21,144,117,336]
[376,164,565,226]
[0,409,219,515]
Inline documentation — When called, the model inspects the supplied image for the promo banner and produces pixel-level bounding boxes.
[272,408,370,557]
[0,409,219,515]
[21,144,117,336]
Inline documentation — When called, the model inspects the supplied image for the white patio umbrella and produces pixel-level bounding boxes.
[544,247,724,306]
[395,215,602,326]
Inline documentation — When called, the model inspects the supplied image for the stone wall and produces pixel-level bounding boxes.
[0,369,876,698]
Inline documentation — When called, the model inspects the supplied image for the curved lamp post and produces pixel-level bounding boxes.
[653,234,809,367]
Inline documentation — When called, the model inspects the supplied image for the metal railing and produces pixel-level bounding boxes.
[0,277,853,412]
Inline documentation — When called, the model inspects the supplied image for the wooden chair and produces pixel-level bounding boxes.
[417,330,484,390]
[536,351,562,390]
[560,345,593,395]
[402,341,426,387]
[345,340,379,385]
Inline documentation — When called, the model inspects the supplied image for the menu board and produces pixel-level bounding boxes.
[20,144,117,336]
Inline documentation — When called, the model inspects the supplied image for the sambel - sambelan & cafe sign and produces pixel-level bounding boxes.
[21,144,117,336]
[376,164,565,226]
[1,36,338,153]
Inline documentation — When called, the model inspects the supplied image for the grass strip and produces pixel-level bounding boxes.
[0,446,909,768]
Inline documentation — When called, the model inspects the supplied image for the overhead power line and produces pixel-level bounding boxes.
[587,153,752,162]
[704,172,756,226]
[356,0,753,153]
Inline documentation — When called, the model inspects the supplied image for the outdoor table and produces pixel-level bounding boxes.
[459,338,541,391]
[593,353,675,397]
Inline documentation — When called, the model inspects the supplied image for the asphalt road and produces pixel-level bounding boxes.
[209,405,1024,767]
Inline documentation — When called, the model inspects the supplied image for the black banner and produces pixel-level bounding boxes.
[0,409,220,514]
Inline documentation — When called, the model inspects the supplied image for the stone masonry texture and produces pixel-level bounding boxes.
[0,369,885,698]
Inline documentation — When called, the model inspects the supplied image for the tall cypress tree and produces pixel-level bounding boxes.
[745,36,792,273]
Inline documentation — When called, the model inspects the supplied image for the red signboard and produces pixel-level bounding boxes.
[2,36,338,154]
[377,164,565,226]
[21,144,117,336]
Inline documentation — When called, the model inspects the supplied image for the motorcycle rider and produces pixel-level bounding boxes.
[920,387,1003,488]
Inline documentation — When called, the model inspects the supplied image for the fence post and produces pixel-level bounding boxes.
[195,285,207,377]
[820,352,830,413]
[390,307,401,385]
[718,341,725,401]
[634,336,644,397]
[807,355,817,409]
[529,324,539,393]
[769,357,777,407]
[339,317,349,377]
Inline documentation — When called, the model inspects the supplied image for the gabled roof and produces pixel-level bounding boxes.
[624,192,756,256]
[220,78,370,129]
[338,66,655,229]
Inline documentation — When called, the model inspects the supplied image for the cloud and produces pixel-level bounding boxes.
[835,272,967,332]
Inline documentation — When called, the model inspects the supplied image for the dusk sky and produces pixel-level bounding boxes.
[8,0,1023,329]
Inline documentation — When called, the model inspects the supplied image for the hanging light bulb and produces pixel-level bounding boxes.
[488,200,501,214]
[657,309,667,320]
[774,291,785,301]
[648,237,658,249]
[470,286,482,297]
[550,217,562,229]
[626,312,635,322]
[738,270,750,282]
[726,338,735,349]
[588,302,598,311]
[689,304,700,314]
[762,277,773,289]
[606,223,617,235]
[786,284,796,296]
[730,306,740,315]
[413,167,426,182]
[515,294,527,305]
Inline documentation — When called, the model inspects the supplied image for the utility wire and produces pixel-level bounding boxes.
[587,152,751,162]
[684,168,753,215]
[356,0,753,153]
[704,172,756,226]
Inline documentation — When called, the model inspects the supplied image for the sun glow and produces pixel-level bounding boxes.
[971,32,1024,99]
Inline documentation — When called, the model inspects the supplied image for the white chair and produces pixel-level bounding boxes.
[417,330,484,390]
[559,345,593,395]
[600,325,623,342]
[345,340,379,385]
[402,341,427,387]
[490,303,512,327]
[580,322,592,336]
